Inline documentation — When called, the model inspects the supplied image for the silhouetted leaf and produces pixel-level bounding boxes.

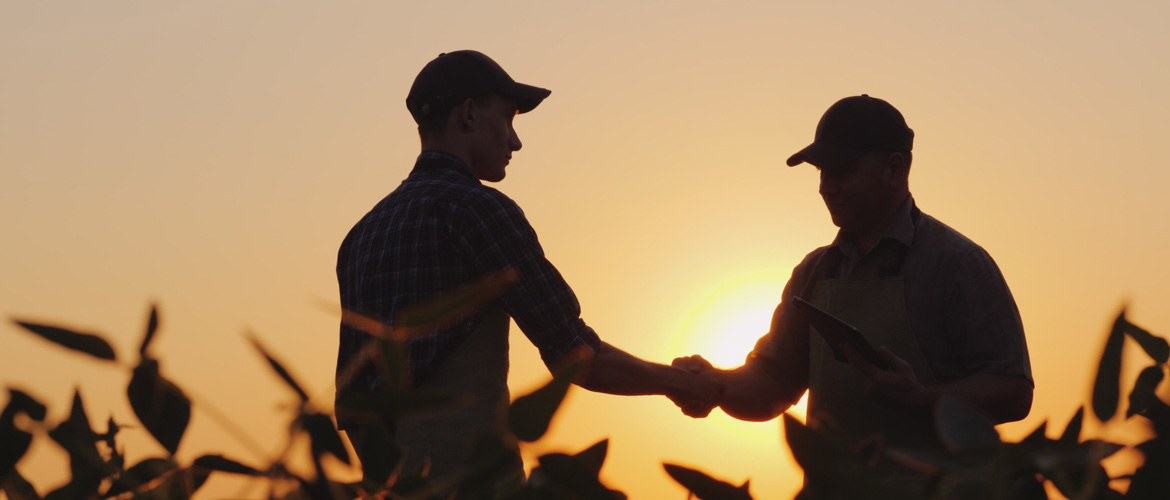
[1127,438,1170,499]
[663,463,753,500]
[1060,407,1084,444]
[355,425,400,486]
[12,320,116,362]
[139,304,159,357]
[1126,365,1165,418]
[1123,318,1170,365]
[1092,311,1127,421]
[508,356,582,442]
[936,396,1000,451]
[574,439,608,476]
[302,412,350,465]
[532,452,615,500]
[2,390,46,422]
[394,268,518,339]
[193,454,263,476]
[127,359,190,455]
[104,457,176,497]
[1,389,47,477]
[46,392,105,499]
[248,334,310,403]
[149,467,211,500]
[0,469,40,500]
[1020,420,1048,447]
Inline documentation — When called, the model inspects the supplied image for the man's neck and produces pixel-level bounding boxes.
[848,192,911,254]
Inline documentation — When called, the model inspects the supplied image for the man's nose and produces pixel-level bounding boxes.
[510,130,522,152]
[819,171,836,195]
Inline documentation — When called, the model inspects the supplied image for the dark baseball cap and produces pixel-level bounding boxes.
[786,95,914,170]
[405,50,551,124]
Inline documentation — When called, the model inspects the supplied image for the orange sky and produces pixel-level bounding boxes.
[3,2,1170,498]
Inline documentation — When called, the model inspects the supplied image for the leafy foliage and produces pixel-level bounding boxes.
[7,293,1170,499]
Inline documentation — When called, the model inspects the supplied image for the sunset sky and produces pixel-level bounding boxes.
[3,1,1169,498]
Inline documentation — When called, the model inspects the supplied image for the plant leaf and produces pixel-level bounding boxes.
[663,463,753,500]
[574,439,609,476]
[248,334,310,403]
[0,468,40,500]
[508,355,582,442]
[1059,407,1084,445]
[46,392,105,499]
[193,454,263,476]
[139,304,160,357]
[935,396,1000,452]
[104,457,176,497]
[1092,311,1127,422]
[532,452,616,500]
[393,268,519,340]
[302,412,350,465]
[1123,318,1170,365]
[1126,365,1165,418]
[1,389,48,477]
[127,359,191,455]
[12,320,116,362]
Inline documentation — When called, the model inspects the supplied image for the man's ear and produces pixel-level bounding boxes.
[885,152,910,186]
[455,97,478,131]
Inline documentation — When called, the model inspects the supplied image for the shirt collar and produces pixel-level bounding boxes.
[414,151,479,181]
[830,195,918,256]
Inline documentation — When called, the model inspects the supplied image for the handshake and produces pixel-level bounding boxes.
[667,354,724,418]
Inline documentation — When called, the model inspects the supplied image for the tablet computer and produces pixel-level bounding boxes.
[791,296,889,370]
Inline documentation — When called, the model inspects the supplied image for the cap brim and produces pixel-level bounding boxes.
[786,141,869,170]
[502,82,551,113]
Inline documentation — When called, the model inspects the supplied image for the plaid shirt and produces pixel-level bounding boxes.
[336,151,601,393]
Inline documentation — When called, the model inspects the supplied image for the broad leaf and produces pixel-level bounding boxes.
[663,463,753,500]
[508,356,582,442]
[0,469,40,500]
[104,457,176,497]
[139,304,160,357]
[1059,407,1084,444]
[394,268,518,339]
[1,389,47,476]
[1123,318,1170,364]
[127,359,191,455]
[532,452,616,500]
[301,412,350,465]
[193,454,263,476]
[46,392,105,499]
[1126,365,1165,418]
[935,396,1000,451]
[574,439,608,476]
[248,334,310,402]
[12,320,116,362]
[1091,311,1126,422]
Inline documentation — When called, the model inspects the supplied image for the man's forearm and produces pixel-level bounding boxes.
[714,363,802,422]
[578,342,697,399]
[914,372,1033,424]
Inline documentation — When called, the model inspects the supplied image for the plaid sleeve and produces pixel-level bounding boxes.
[454,189,602,369]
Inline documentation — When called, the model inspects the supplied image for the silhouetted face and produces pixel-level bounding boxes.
[818,152,896,234]
[467,94,522,182]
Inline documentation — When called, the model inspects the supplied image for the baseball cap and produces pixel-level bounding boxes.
[786,95,914,170]
[405,50,551,124]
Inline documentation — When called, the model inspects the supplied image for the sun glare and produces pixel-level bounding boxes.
[670,272,808,440]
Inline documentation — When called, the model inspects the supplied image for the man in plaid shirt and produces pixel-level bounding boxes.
[335,51,719,488]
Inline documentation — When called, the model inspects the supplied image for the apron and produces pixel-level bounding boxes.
[805,251,942,471]
[395,305,525,489]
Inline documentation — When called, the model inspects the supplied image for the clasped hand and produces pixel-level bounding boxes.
[668,355,721,418]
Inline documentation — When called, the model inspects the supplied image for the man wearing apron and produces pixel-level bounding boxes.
[673,95,1034,485]
[335,51,720,497]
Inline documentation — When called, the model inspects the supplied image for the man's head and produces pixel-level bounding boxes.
[406,51,550,182]
[787,95,914,235]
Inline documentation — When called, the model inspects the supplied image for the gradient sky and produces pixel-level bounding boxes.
[3,1,1169,498]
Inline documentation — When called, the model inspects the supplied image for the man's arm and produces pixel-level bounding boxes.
[578,342,723,405]
[845,345,1032,424]
[672,355,804,422]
